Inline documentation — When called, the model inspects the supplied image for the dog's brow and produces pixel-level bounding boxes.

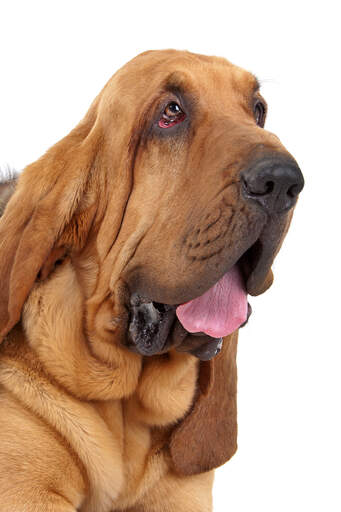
[162,72,191,96]
[164,81,186,97]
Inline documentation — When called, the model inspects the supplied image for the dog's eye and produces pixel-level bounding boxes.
[158,101,186,128]
[254,100,266,127]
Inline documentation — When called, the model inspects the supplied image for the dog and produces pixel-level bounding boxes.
[0,50,304,511]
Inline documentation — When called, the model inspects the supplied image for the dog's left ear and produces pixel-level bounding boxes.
[0,117,99,342]
[170,331,238,475]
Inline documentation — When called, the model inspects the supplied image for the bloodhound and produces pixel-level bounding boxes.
[0,50,304,511]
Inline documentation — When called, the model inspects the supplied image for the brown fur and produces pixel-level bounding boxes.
[0,50,300,511]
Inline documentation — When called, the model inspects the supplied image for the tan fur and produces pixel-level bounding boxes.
[0,264,201,510]
[0,50,300,511]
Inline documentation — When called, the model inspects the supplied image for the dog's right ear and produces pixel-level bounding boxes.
[0,117,100,342]
[170,331,238,475]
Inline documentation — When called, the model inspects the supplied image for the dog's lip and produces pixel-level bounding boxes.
[126,222,284,357]
[127,295,177,356]
[240,213,291,296]
[239,238,273,296]
[127,294,227,360]
[163,235,274,305]
[132,234,272,310]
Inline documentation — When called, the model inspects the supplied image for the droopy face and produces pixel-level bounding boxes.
[0,50,304,360]
[121,58,289,300]
[90,50,303,357]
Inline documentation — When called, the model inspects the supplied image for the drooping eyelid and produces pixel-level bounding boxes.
[158,91,187,119]
[160,77,200,116]
[150,90,191,135]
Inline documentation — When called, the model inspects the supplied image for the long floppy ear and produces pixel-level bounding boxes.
[0,116,99,341]
[170,331,238,475]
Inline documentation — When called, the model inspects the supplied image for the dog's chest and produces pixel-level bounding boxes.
[91,396,173,510]
[91,355,198,510]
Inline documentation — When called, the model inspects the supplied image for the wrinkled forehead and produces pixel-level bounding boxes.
[101,50,259,111]
[166,55,259,100]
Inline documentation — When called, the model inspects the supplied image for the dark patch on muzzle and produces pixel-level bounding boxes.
[127,294,176,356]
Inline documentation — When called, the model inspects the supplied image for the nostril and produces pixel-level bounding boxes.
[250,180,274,196]
[264,181,274,195]
[287,183,301,198]
[242,177,274,197]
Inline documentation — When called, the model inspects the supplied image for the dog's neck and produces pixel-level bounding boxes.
[22,260,143,401]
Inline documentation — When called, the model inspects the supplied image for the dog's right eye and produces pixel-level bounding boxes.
[159,101,186,128]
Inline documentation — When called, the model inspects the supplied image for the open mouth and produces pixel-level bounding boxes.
[126,235,269,360]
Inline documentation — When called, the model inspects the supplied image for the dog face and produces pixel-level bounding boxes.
[0,50,303,361]
[88,50,303,357]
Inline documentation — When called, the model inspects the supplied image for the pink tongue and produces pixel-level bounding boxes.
[176,265,248,338]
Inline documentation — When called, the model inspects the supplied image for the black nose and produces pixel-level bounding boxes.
[241,157,304,214]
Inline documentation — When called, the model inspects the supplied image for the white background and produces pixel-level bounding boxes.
[0,1,340,511]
